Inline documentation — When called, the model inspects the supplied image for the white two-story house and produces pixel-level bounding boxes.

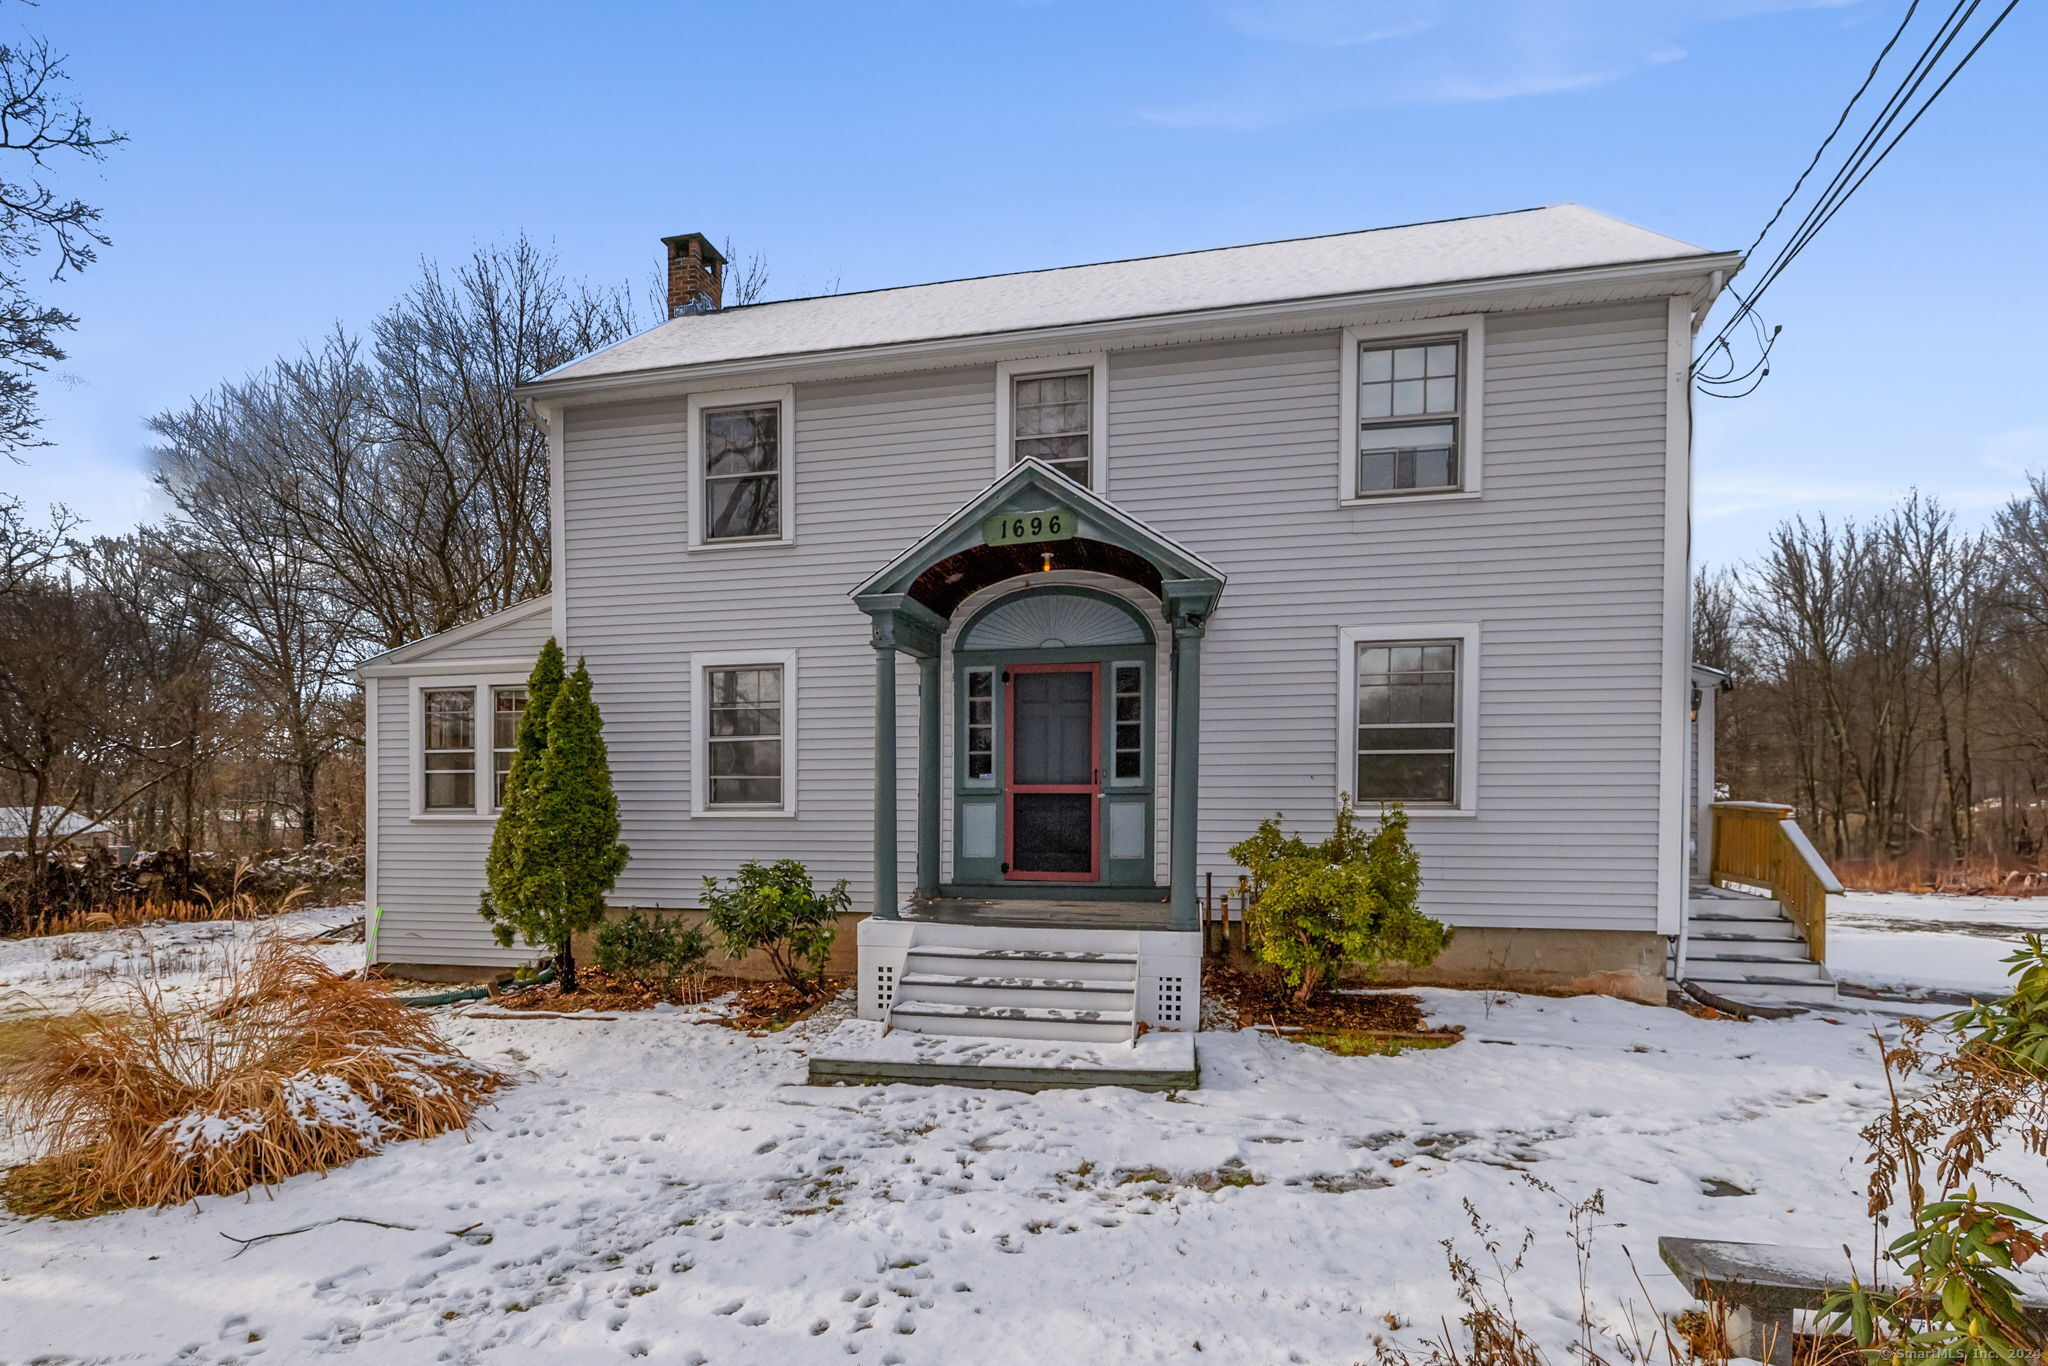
[360,206,1833,1059]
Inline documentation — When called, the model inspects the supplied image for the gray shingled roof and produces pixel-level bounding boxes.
[540,205,1717,385]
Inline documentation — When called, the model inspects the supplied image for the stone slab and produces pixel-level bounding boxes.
[806,1018,1198,1092]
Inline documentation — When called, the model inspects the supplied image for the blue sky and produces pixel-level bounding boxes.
[12,0,2044,568]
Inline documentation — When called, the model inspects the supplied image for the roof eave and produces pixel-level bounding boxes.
[517,250,1744,404]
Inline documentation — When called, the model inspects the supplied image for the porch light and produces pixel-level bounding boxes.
[1041,551,1054,573]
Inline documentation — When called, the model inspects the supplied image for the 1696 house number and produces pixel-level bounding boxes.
[982,506,1078,547]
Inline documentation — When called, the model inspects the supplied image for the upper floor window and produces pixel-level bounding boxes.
[1357,339,1460,494]
[1339,319,1484,503]
[996,355,1108,491]
[1012,372,1092,486]
[688,386,795,549]
[704,404,781,540]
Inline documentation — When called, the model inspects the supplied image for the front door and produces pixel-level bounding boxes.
[1005,663,1099,881]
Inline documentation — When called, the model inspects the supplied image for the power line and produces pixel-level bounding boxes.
[1694,0,2023,391]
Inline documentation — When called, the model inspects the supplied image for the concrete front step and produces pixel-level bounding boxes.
[898,972,1137,1011]
[889,1000,1136,1043]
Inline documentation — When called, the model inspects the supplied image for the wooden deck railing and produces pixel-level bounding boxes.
[1709,801,1844,963]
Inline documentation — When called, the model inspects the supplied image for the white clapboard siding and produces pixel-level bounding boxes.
[368,601,555,968]
[379,297,1676,963]
[1106,304,1670,927]
[558,372,999,912]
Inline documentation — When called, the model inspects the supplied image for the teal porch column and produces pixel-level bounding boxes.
[1164,581,1217,934]
[858,595,946,920]
[917,653,942,896]
[872,641,898,918]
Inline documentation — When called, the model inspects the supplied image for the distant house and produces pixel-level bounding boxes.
[0,807,115,850]
[359,207,1837,1043]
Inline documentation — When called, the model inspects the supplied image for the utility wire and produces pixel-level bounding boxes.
[1695,0,2022,388]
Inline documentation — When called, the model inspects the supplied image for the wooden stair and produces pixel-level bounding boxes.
[1677,885,1837,1007]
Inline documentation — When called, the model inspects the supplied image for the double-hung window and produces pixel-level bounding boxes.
[1340,319,1483,501]
[1358,339,1460,493]
[422,688,477,811]
[491,686,527,806]
[410,674,533,817]
[1340,625,1477,812]
[693,651,798,816]
[997,355,1107,490]
[688,386,795,548]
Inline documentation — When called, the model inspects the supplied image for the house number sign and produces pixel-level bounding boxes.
[982,506,1078,548]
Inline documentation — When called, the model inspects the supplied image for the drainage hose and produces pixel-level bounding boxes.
[398,965,555,1008]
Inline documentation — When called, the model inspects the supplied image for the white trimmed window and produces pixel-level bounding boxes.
[410,670,531,818]
[687,385,795,549]
[491,686,527,806]
[692,650,798,817]
[1339,318,1484,502]
[1338,625,1479,813]
[995,354,1108,490]
[422,687,476,811]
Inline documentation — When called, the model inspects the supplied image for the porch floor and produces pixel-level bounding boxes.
[901,895,1179,932]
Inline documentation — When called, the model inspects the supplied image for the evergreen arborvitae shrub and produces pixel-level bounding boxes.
[480,639,565,941]
[701,858,849,995]
[478,644,629,992]
[1228,796,1450,1003]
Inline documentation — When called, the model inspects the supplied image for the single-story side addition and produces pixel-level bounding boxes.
[359,206,1838,1049]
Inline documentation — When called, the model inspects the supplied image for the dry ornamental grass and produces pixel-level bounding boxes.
[0,940,502,1217]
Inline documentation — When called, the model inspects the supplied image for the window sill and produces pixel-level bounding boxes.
[690,807,801,819]
[1340,489,1483,507]
[1389,805,1479,819]
[409,811,503,824]
[686,536,796,553]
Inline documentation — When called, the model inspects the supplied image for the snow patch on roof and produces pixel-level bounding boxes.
[544,205,1716,384]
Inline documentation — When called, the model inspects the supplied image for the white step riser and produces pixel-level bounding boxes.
[1693,923,1803,942]
[904,949,1136,983]
[1691,943,1823,963]
[900,983,1136,1011]
[889,1010,1132,1043]
[900,923,1143,955]
[1688,903,1787,923]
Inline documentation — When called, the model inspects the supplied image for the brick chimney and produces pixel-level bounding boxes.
[663,232,727,316]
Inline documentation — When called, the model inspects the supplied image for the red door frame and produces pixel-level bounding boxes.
[1003,661,1100,882]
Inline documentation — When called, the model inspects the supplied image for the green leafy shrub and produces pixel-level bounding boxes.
[592,912,709,987]
[700,858,849,995]
[1228,796,1450,1003]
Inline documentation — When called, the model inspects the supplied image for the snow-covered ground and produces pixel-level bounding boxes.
[1829,890,2048,997]
[0,898,2036,1365]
